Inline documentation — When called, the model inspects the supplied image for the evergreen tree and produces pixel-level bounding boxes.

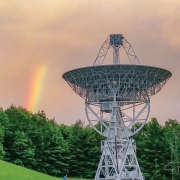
[67,120,102,178]
[82,126,102,178]
[67,120,85,177]
[134,118,167,180]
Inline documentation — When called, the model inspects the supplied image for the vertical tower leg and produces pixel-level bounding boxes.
[95,140,117,180]
[118,138,144,180]
[95,138,144,180]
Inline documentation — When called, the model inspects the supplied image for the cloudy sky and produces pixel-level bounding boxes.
[0,0,180,125]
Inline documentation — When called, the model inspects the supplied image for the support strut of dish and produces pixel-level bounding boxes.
[89,35,145,179]
[62,34,172,180]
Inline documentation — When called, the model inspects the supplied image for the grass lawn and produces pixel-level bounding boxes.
[0,160,92,180]
[0,160,60,180]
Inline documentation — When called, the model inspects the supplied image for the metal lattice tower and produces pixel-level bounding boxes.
[62,34,172,180]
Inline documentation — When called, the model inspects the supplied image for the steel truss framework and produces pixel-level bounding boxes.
[62,34,172,180]
[96,138,144,180]
[85,100,150,137]
[62,65,171,103]
[93,34,140,66]
[91,97,145,180]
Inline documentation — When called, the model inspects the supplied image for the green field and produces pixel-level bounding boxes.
[0,160,90,180]
[0,160,59,180]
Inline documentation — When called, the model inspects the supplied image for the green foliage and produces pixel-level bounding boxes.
[0,105,180,179]
[0,108,9,159]
[0,127,5,159]
[134,118,180,180]
[67,120,102,178]
[0,106,101,178]
[163,120,180,179]
[42,125,69,176]
[2,106,70,176]
[137,119,159,178]
[10,131,35,168]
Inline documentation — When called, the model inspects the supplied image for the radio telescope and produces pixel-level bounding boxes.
[62,34,172,180]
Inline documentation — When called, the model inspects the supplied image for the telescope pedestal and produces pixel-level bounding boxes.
[95,138,144,180]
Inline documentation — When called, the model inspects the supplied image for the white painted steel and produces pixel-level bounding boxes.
[93,34,140,66]
[93,95,145,180]
[85,100,150,137]
[95,139,144,180]
[62,34,172,180]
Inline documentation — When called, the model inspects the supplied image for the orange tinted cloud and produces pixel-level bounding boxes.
[0,0,179,125]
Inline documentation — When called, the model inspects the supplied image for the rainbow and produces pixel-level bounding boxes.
[26,63,47,112]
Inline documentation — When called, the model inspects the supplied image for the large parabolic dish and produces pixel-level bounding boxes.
[62,64,171,104]
[62,34,172,180]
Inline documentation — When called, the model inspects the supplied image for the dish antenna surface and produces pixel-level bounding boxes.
[63,34,172,180]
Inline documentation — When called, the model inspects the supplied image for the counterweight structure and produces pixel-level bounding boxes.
[62,34,172,180]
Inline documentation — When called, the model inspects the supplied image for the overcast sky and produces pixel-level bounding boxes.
[0,0,180,125]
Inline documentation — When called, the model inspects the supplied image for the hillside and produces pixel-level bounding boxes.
[0,160,60,180]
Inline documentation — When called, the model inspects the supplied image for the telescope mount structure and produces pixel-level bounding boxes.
[62,34,172,180]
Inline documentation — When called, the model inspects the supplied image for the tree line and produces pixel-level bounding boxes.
[0,105,179,180]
